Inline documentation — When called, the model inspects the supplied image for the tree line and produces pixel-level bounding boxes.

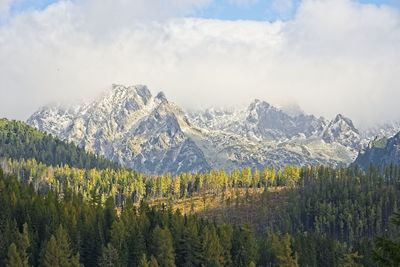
[1,168,324,267]
[3,159,400,265]
[0,119,117,170]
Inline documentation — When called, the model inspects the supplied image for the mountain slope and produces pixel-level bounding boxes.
[28,85,211,175]
[188,100,327,141]
[28,84,364,174]
[0,118,117,169]
[354,132,400,169]
[322,114,361,149]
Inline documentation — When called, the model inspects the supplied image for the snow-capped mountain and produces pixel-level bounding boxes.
[188,99,328,141]
[28,85,211,174]
[362,121,400,141]
[187,100,362,150]
[321,114,361,149]
[28,84,375,175]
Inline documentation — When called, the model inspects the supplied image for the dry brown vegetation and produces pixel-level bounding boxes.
[150,186,292,232]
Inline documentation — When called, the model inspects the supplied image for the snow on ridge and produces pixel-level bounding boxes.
[27,84,396,174]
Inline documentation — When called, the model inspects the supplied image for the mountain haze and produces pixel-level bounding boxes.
[28,84,383,174]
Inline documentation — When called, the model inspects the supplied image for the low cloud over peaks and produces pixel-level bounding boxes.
[0,0,399,128]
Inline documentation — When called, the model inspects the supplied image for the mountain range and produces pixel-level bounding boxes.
[27,85,400,175]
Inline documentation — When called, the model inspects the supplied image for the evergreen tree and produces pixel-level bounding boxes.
[374,212,400,266]
[151,226,175,267]
[6,243,23,267]
[40,226,80,267]
[231,225,258,267]
[201,226,223,267]
[138,254,149,267]
[99,243,120,267]
[149,256,159,267]
[17,223,30,267]
[176,221,202,267]
[41,236,61,267]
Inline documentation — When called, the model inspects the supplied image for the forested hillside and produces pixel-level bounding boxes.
[1,118,400,266]
[0,168,371,267]
[2,157,400,266]
[0,119,118,169]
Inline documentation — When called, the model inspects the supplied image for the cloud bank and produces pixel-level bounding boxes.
[0,0,399,128]
[0,0,13,18]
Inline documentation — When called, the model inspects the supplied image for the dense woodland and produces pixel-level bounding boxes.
[0,119,117,170]
[1,118,400,266]
[0,168,369,267]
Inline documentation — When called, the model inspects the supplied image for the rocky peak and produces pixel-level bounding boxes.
[97,85,152,112]
[332,114,358,132]
[28,84,371,175]
[322,114,360,149]
[248,99,271,113]
[245,99,296,139]
[155,91,168,103]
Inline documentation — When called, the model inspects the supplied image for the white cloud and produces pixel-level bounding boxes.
[0,0,400,128]
[0,0,13,18]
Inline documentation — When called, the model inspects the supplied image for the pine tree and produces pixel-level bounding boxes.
[262,232,298,267]
[276,234,298,267]
[40,225,80,267]
[151,226,175,267]
[218,225,233,267]
[41,236,60,267]
[374,212,400,266]
[231,225,258,267]
[17,223,30,267]
[201,226,223,267]
[176,222,202,267]
[138,254,149,267]
[149,256,159,267]
[99,243,121,267]
[6,243,23,267]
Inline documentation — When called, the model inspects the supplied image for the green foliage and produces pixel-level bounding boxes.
[0,119,117,169]
[149,256,159,267]
[232,224,258,267]
[99,244,120,267]
[151,226,175,267]
[262,232,298,267]
[138,254,149,267]
[374,212,400,266]
[201,225,223,267]
[6,243,23,267]
[1,137,400,267]
[40,226,80,267]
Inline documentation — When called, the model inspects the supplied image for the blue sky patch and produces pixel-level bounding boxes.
[8,0,400,21]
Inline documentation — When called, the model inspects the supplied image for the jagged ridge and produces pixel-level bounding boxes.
[28,84,381,174]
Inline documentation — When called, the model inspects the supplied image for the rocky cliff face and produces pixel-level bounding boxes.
[28,85,211,174]
[28,84,380,174]
[322,114,361,149]
[354,133,400,170]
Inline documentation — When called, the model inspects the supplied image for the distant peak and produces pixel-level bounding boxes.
[279,102,305,117]
[155,91,168,103]
[134,85,152,103]
[249,99,271,110]
[333,114,354,126]
[334,114,345,121]
[330,114,359,134]
[107,84,152,105]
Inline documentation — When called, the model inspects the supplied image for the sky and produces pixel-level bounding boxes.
[0,0,400,128]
